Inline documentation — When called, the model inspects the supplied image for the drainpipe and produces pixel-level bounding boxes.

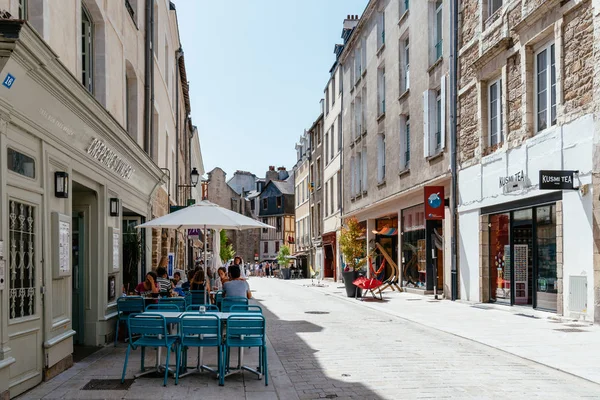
[450,0,459,301]
[175,48,183,205]
[144,0,152,154]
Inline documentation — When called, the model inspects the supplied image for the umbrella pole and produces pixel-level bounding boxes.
[204,224,207,305]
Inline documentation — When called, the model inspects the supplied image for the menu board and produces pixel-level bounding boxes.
[59,221,70,273]
[112,229,120,271]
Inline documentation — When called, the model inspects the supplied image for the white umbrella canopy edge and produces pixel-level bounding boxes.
[135,200,275,231]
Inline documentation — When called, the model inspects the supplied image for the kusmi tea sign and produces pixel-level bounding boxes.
[87,138,134,179]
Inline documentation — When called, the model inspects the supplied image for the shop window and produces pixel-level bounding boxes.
[535,205,557,312]
[489,213,510,304]
[7,148,35,178]
[401,205,426,288]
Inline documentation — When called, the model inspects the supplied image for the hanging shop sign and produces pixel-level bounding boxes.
[424,186,445,220]
[539,170,578,190]
[86,138,135,179]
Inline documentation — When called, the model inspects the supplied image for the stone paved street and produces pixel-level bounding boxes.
[17,277,600,399]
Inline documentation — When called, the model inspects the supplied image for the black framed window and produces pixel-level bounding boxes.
[7,148,35,178]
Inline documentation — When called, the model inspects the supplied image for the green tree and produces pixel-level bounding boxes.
[339,216,366,271]
[219,229,235,262]
[276,245,291,267]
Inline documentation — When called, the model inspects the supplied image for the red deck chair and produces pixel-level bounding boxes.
[353,257,386,300]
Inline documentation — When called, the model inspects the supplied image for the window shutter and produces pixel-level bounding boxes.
[423,90,429,157]
[362,148,367,192]
[440,74,446,150]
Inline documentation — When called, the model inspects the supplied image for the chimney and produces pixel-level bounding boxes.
[265,166,278,185]
[343,14,359,30]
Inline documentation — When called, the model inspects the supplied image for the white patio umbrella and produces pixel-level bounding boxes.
[210,228,223,271]
[137,200,273,303]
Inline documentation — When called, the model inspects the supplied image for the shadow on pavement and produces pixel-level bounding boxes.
[256,300,384,400]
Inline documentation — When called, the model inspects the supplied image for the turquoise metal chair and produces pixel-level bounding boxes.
[185,304,219,312]
[159,297,186,311]
[176,314,224,385]
[115,296,145,347]
[145,303,180,312]
[229,304,262,314]
[121,313,180,387]
[190,290,208,305]
[221,296,248,312]
[215,290,224,310]
[224,314,267,385]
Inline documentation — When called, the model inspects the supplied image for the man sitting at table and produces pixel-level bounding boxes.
[156,266,173,296]
[223,265,252,299]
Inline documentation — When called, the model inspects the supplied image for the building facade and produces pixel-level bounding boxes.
[309,112,325,277]
[294,133,311,270]
[321,15,358,282]
[227,170,257,197]
[0,0,201,397]
[340,0,452,295]
[457,0,599,322]
[259,177,295,262]
[205,167,258,263]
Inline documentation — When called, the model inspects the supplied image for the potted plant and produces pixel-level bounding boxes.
[277,245,292,279]
[339,217,366,297]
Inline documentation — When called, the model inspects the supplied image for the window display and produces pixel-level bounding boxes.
[489,213,510,304]
[401,205,425,288]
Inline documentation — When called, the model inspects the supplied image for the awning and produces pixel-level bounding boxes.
[374,227,398,236]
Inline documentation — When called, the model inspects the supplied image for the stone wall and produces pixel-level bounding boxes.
[460,0,479,47]
[562,1,593,118]
[458,86,478,164]
[459,44,478,88]
[507,54,523,136]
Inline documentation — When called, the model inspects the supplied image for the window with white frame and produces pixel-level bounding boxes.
[401,0,410,14]
[403,37,410,91]
[324,181,328,217]
[354,96,362,140]
[433,0,443,62]
[535,43,556,133]
[401,115,410,169]
[361,87,367,133]
[19,0,28,19]
[350,155,356,196]
[378,67,386,115]
[329,177,334,214]
[423,76,446,157]
[325,88,330,115]
[361,147,367,193]
[350,55,355,86]
[377,11,385,48]
[488,0,502,18]
[81,5,94,93]
[324,129,329,163]
[436,90,442,151]
[488,78,503,147]
[354,47,362,84]
[337,115,342,151]
[361,37,367,68]
[377,133,386,182]
[337,171,341,210]
[332,77,336,105]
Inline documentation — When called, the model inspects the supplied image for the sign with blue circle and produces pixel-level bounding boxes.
[424,186,445,220]
[2,73,15,89]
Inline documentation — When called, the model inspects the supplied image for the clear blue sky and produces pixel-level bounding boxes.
[175,0,366,179]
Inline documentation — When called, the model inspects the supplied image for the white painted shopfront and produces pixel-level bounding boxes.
[458,114,595,321]
[0,24,163,397]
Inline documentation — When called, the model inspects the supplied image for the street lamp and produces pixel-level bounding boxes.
[190,167,200,187]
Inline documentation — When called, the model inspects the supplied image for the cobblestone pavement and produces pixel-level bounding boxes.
[16,277,600,399]
[252,277,600,400]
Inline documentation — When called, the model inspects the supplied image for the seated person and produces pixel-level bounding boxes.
[172,271,183,288]
[134,271,159,297]
[190,269,209,291]
[181,270,194,292]
[155,266,173,296]
[217,266,229,289]
[222,265,252,299]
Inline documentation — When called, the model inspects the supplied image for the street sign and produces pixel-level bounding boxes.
[424,186,445,220]
[167,253,174,278]
[2,73,15,89]
[539,170,578,190]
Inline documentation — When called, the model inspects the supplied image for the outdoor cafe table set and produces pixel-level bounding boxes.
[119,304,267,387]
